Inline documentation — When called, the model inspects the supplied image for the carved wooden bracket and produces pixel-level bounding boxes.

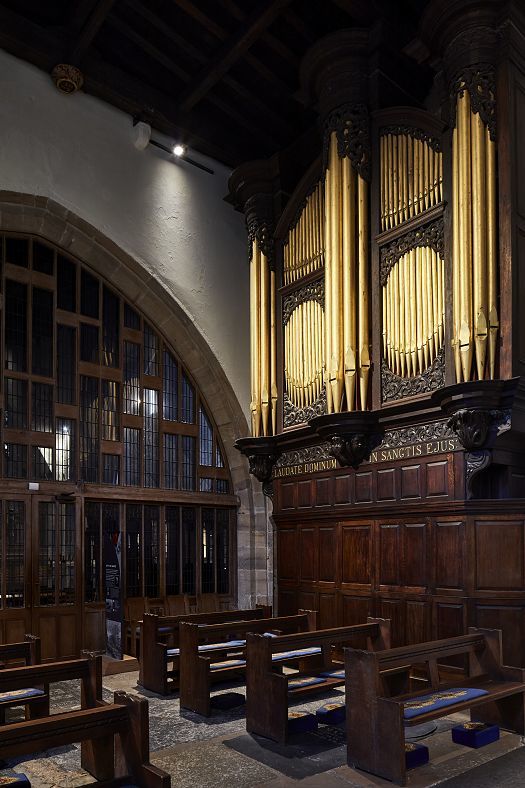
[447,408,495,451]
[311,411,383,470]
[327,431,382,470]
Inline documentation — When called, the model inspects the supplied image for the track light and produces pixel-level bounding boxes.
[173,144,185,157]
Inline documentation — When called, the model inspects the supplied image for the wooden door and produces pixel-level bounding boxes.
[31,496,82,660]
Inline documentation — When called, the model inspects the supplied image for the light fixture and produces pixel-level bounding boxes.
[132,119,214,174]
[173,144,185,157]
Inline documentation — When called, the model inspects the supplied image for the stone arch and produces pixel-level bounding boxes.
[0,190,272,607]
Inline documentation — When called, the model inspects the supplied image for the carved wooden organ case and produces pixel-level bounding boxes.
[233,1,525,663]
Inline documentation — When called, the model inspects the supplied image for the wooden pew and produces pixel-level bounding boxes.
[346,627,525,785]
[179,611,318,717]
[0,636,49,723]
[125,597,146,657]
[246,618,391,744]
[139,605,272,694]
[0,656,170,786]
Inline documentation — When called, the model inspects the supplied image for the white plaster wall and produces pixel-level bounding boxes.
[0,49,250,420]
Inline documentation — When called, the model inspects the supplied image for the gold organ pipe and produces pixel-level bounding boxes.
[425,247,433,365]
[486,130,499,379]
[388,271,394,370]
[250,242,261,435]
[393,261,399,375]
[431,250,439,359]
[387,134,393,229]
[423,140,429,211]
[306,301,312,404]
[472,109,488,379]
[380,135,385,230]
[358,175,370,408]
[324,158,333,414]
[452,125,461,381]
[407,135,414,220]
[283,241,288,286]
[402,134,408,223]
[392,134,399,228]
[458,89,473,381]
[342,155,357,411]
[416,246,423,373]
[403,255,411,376]
[260,251,270,436]
[330,133,343,411]
[409,249,416,375]
[270,269,277,434]
[399,253,406,377]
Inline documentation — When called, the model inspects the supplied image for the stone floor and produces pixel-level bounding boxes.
[1,670,525,787]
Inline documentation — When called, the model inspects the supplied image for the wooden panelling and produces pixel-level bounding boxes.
[378,524,400,587]
[403,523,428,589]
[377,468,396,501]
[299,527,317,582]
[298,590,317,612]
[355,472,373,502]
[405,600,431,645]
[426,461,449,496]
[319,526,337,583]
[474,603,525,668]
[319,593,338,628]
[475,520,525,591]
[378,598,404,646]
[83,607,107,652]
[434,600,466,640]
[315,477,332,506]
[400,465,421,499]
[277,528,297,581]
[2,617,28,646]
[334,474,351,504]
[297,480,312,508]
[341,524,372,586]
[278,589,297,616]
[341,594,373,625]
[434,520,465,592]
[279,482,297,510]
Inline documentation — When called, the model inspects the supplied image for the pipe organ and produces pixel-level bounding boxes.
[234,0,525,670]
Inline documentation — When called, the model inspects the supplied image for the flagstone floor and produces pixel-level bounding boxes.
[1,670,524,787]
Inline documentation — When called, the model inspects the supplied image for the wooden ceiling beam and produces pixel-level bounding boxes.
[69,0,118,63]
[176,0,293,112]
[329,0,376,24]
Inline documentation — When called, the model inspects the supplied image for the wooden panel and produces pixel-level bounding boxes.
[402,523,428,589]
[434,601,466,640]
[277,528,297,581]
[297,590,317,612]
[474,603,525,667]
[378,524,400,587]
[38,615,58,661]
[400,465,421,499]
[83,607,106,651]
[3,617,27,645]
[340,594,373,626]
[378,598,404,646]
[341,524,372,586]
[315,477,332,506]
[319,526,337,583]
[297,480,312,508]
[334,474,351,505]
[59,613,77,658]
[355,472,373,503]
[279,482,297,510]
[475,520,525,591]
[377,468,396,501]
[319,593,338,628]
[426,461,448,496]
[278,589,297,616]
[405,600,431,645]
[434,520,465,591]
[299,527,317,582]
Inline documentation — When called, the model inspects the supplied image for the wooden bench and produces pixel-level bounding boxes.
[0,636,49,723]
[246,618,391,744]
[0,656,170,786]
[179,611,318,717]
[346,627,525,785]
[139,605,272,694]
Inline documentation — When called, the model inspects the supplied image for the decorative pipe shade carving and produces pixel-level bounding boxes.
[284,299,324,409]
[283,182,324,285]
[383,247,444,378]
[451,83,499,383]
[380,131,442,232]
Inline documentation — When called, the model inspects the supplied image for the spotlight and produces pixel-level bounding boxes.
[173,144,185,157]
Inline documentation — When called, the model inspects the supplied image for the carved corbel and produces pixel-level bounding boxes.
[248,452,281,486]
[447,408,494,451]
[311,412,383,470]
[465,449,492,500]
[328,432,382,470]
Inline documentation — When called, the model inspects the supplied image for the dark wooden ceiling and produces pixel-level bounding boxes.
[0,0,430,166]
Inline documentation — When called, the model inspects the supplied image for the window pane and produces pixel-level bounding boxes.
[124,303,140,330]
[216,479,230,495]
[123,342,140,415]
[144,388,159,488]
[102,287,119,367]
[165,506,179,595]
[144,324,159,376]
[4,444,27,479]
[6,501,25,608]
[80,270,99,318]
[5,378,27,429]
[5,280,27,372]
[181,372,195,423]
[57,255,76,312]
[199,406,213,466]
[181,435,195,491]
[32,446,53,481]
[216,509,230,594]
[216,445,224,468]
[163,434,178,490]
[201,509,215,594]
[181,507,196,594]
[39,502,55,606]
[5,237,29,268]
[124,427,140,486]
[163,350,178,420]
[144,505,160,597]
[80,324,99,364]
[102,380,120,441]
[32,287,53,376]
[33,240,54,275]
[103,454,120,485]
[57,325,76,405]
[126,504,141,597]
[199,477,213,492]
[32,382,53,432]
[56,418,75,482]
[80,376,99,483]
[85,501,100,603]
[59,502,75,604]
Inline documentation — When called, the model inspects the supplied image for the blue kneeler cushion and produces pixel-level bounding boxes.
[287,711,318,735]
[318,668,345,679]
[403,688,489,720]
[452,721,500,748]
[210,658,246,671]
[0,688,45,703]
[272,647,321,662]
[166,639,246,658]
[316,702,346,724]
[405,742,429,769]
[287,676,325,691]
